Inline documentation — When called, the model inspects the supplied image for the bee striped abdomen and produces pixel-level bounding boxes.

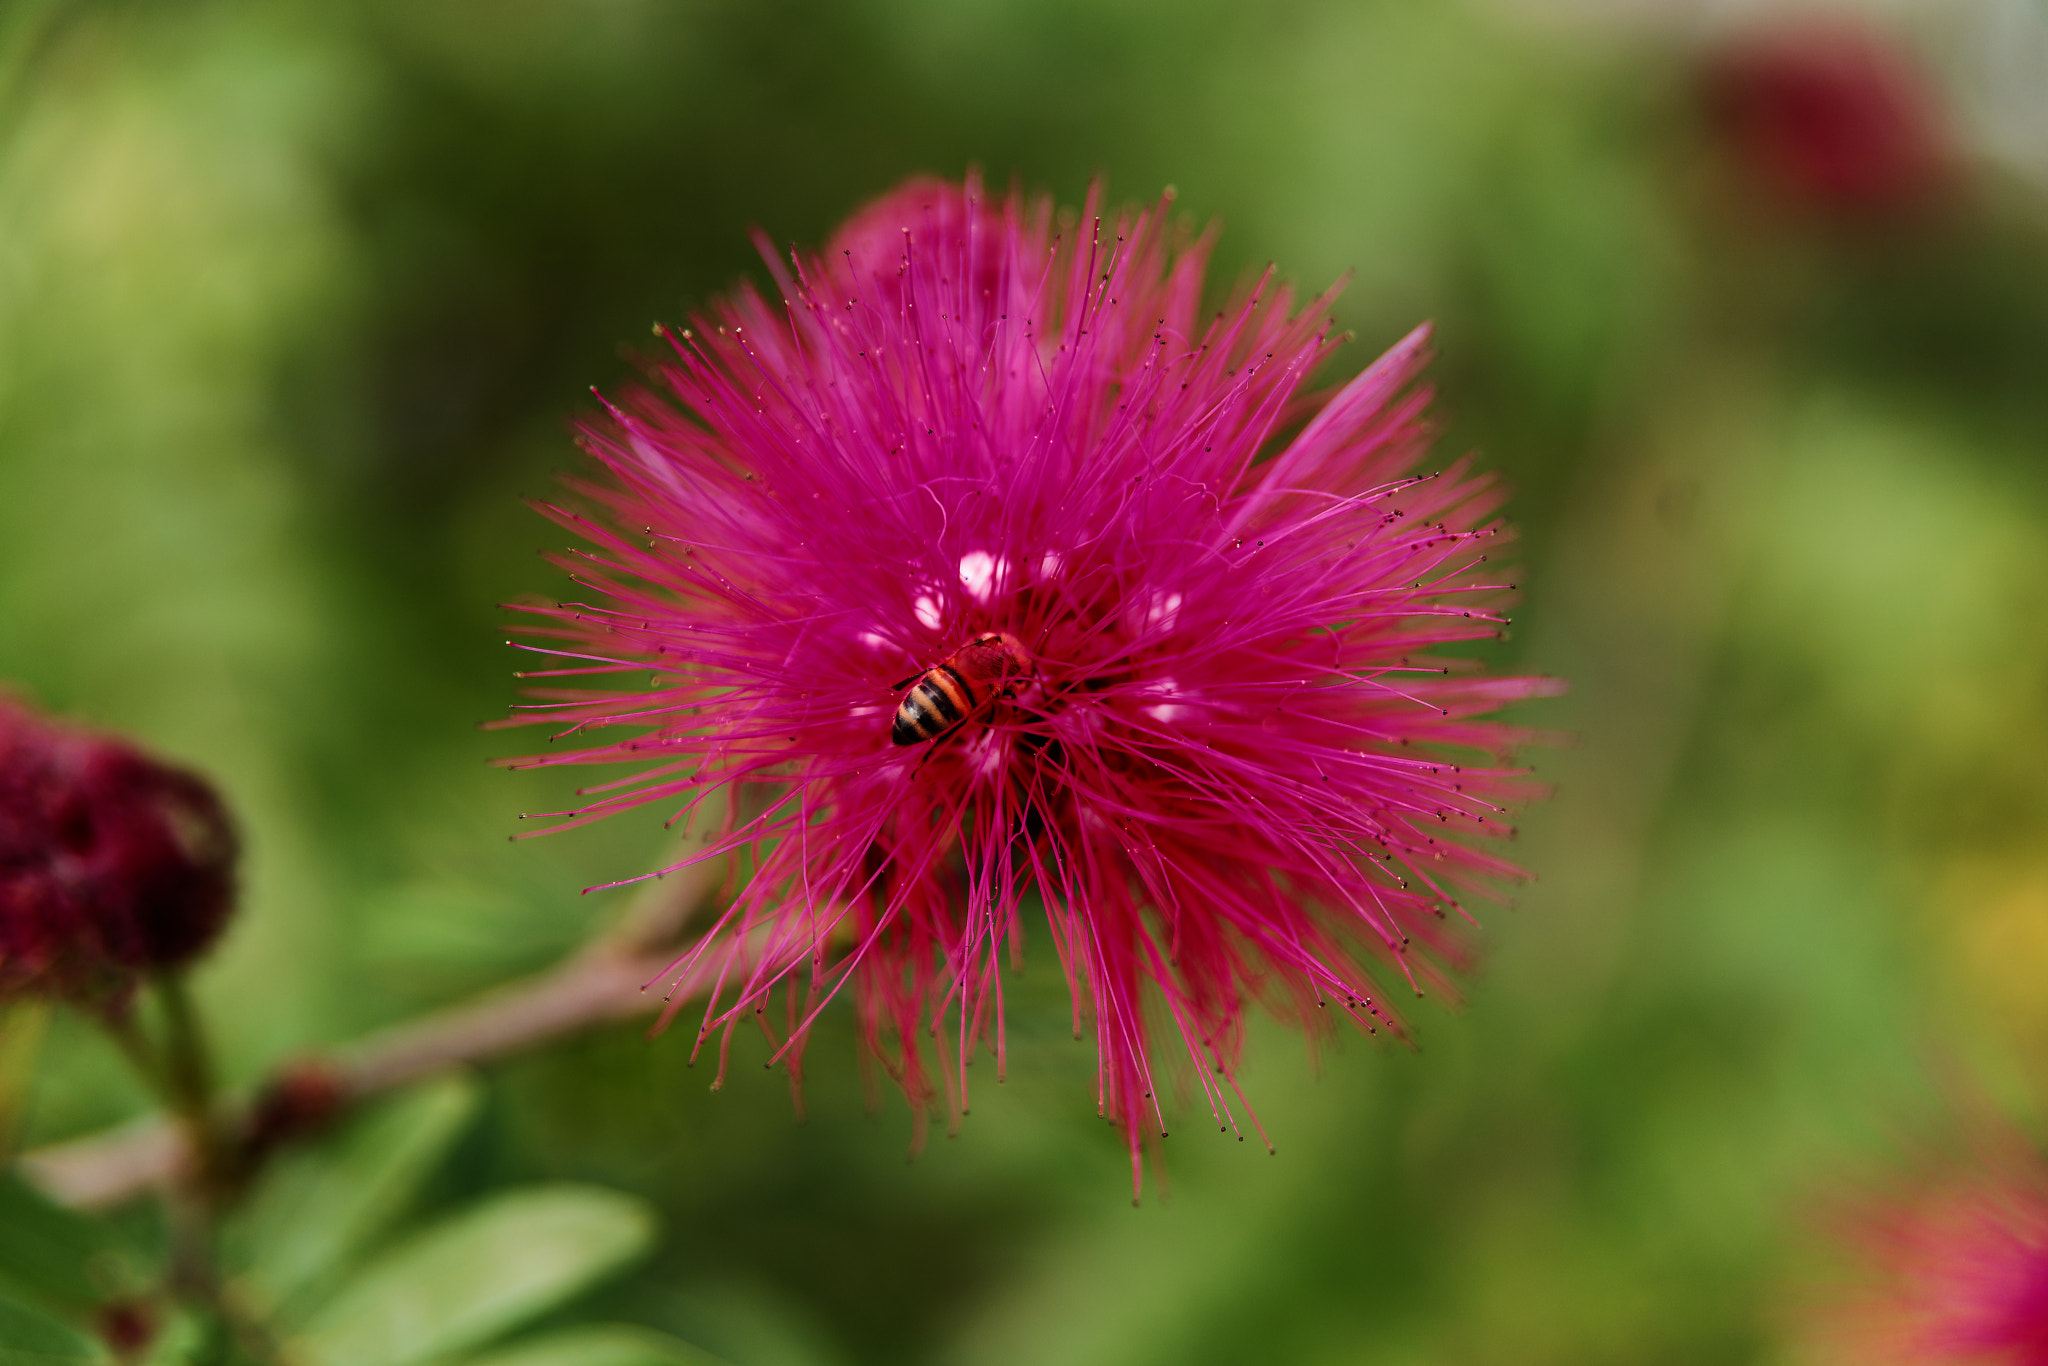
[892,664,975,745]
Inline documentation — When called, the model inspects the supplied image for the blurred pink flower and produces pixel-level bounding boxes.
[504,176,1560,1192]
[1703,14,1954,217]
[0,695,238,1002]
[1817,1144,2048,1364]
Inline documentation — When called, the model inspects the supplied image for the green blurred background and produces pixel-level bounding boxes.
[5,0,2048,1361]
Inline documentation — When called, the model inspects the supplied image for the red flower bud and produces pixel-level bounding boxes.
[95,1301,157,1358]
[0,696,238,1001]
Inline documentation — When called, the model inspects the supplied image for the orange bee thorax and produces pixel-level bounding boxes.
[891,632,1033,746]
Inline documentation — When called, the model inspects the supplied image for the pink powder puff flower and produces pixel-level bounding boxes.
[0,695,238,1003]
[502,175,1561,1195]
[1814,1142,2048,1364]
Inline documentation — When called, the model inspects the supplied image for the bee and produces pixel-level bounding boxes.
[891,632,1034,746]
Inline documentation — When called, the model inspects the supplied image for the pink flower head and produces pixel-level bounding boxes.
[1817,1146,2048,1364]
[504,175,1560,1194]
[0,695,238,1001]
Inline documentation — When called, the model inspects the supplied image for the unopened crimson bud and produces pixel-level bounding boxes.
[95,1302,157,1359]
[0,695,238,1002]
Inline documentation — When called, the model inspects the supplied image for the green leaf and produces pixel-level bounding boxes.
[659,1281,848,1366]
[135,1309,207,1366]
[0,1292,101,1365]
[226,1072,480,1322]
[288,1184,658,1366]
[458,1325,730,1366]
[0,1172,144,1312]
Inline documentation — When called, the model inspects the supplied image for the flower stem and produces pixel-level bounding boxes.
[147,977,234,1331]
[103,977,283,1366]
[0,1000,51,1160]
[153,973,232,1194]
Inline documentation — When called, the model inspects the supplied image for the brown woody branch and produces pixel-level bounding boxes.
[18,853,725,1212]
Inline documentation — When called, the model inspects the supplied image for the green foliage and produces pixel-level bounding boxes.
[0,1173,147,1315]
[0,1294,99,1366]
[290,1184,658,1366]
[460,1325,731,1366]
[0,1075,676,1366]
[229,1078,670,1366]
[225,1072,482,1322]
